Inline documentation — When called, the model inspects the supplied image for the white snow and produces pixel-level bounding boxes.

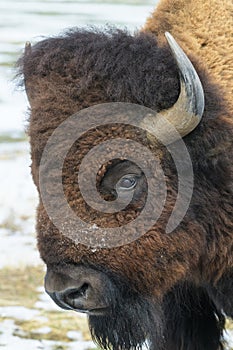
[224,330,233,349]
[67,330,83,341]
[0,142,40,268]
[35,291,64,312]
[34,326,52,334]
[0,306,39,321]
[0,319,43,349]
[0,319,95,350]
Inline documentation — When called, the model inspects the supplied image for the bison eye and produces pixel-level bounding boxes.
[116,175,137,191]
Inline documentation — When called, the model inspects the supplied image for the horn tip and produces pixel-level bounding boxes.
[25,41,32,55]
[165,31,172,38]
[164,32,177,48]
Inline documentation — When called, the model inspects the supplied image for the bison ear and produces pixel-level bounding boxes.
[23,41,34,105]
[141,32,205,143]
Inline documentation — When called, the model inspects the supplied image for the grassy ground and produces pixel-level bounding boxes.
[0,134,27,143]
[0,265,97,349]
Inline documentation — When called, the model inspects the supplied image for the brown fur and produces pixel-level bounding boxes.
[144,0,233,118]
[17,0,233,349]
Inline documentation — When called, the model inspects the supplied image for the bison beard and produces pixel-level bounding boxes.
[88,274,225,350]
[89,302,163,350]
[88,273,164,350]
[162,284,225,350]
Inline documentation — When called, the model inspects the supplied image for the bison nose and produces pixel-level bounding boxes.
[49,284,90,312]
[45,265,110,315]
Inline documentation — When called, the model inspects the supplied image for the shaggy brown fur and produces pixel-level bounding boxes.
[144,0,233,117]
[17,0,233,349]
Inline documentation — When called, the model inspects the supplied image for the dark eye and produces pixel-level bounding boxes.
[116,175,137,191]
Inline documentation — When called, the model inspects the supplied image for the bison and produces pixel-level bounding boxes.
[17,0,233,349]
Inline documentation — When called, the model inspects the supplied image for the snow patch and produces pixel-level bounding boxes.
[67,330,82,341]
[0,319,95,350]
[35,292,63,312]
[0,306,39,321]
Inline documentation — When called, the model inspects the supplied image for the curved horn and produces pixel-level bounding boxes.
[141,32,205,143]
[164,32,205,133]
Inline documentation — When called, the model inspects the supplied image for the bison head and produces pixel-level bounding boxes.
[19,24,232,350]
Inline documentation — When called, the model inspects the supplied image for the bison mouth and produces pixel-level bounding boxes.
[44,263,164,349]
[86,270,164,350]
[47,289,110,316]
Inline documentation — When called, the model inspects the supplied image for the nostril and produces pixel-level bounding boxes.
[55,283,91,311]
[45,267,111,315]
[66,283,89,301]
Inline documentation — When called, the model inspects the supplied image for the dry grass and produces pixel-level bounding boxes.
[0,265,42,308]
[0,265,95,347]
